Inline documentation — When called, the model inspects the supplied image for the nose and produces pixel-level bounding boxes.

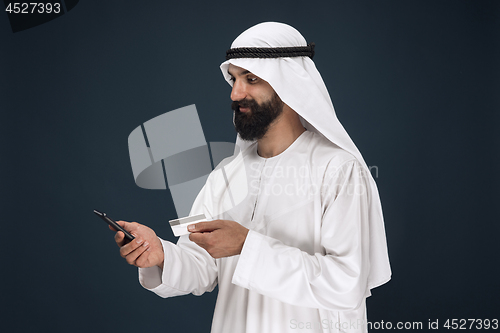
[230,79,246,101]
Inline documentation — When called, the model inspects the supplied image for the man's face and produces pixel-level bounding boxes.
[228,64,284,141]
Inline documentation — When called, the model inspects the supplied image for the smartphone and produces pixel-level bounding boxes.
[94,209,135,243]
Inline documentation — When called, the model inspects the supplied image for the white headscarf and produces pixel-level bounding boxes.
[220,22,391,291]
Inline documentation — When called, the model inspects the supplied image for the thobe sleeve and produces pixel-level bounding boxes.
[232,159,371,311]
[138,181,219,298]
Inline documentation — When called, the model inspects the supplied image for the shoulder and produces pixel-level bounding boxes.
[206,142,253,183]
[304,131,357,169]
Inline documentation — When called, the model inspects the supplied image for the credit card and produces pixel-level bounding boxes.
[169,214,207,237]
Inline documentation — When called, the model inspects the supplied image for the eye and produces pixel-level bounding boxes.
[229,76,235,83]
[247,76,258,83]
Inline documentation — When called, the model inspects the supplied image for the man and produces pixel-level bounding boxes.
[112,22,391,332]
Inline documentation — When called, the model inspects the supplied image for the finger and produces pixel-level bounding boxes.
[135,248,152,267]
[124,241,150,266]
[120,237,145,257]
[115,220,130,231]
[188,220,221,233]
[189,232,199,243]
[114,231,126,247]
[108,225,117,232]
[112,220,131,231]
[189,232,210,247]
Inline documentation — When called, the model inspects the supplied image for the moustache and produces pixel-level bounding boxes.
[231,99,253,112]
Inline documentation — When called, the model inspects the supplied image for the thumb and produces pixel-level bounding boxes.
[108,221,127,232]
[116,220,138,232]
[188,221,220,233]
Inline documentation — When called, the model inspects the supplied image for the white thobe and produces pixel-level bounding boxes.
[139,131,374,332]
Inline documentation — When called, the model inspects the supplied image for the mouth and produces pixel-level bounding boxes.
[238,106,251,113]
[232,100,252,114]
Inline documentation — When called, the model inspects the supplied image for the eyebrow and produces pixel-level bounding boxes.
[227,69,251,77]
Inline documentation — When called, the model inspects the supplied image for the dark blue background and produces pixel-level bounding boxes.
[1,1,499,332]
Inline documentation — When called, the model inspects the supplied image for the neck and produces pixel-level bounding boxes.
[256,105,306,158]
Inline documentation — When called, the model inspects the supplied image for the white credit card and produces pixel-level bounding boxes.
[169,214,207,237]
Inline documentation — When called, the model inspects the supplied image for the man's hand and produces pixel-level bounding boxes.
[110,221,164,269]
[188,220,249,259]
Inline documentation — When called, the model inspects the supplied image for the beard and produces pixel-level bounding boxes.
[231,92,284,141]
